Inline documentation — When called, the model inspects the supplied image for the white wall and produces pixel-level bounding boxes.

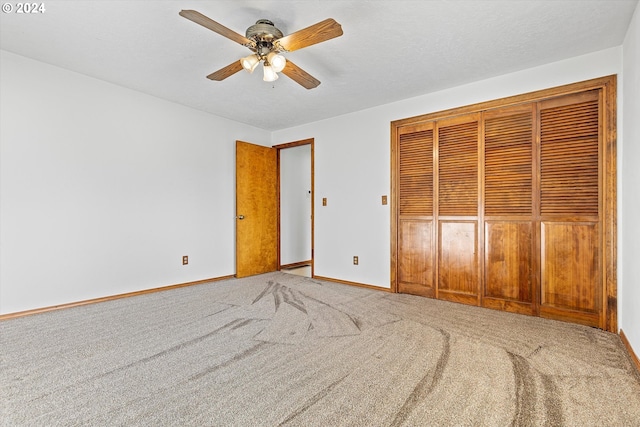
[279,145,312,265]
[272,47,623,290]
[0,50,270,315]
[2,41,633,335]
[622,3,640,354]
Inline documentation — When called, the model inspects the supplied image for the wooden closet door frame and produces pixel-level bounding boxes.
[390,75,617,332]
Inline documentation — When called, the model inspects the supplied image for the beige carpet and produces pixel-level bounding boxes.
[1,272,639,426]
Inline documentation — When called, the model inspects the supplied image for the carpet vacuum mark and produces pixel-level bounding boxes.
[1,272,639,426]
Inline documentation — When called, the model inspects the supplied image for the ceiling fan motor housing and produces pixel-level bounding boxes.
[246,19,283,42]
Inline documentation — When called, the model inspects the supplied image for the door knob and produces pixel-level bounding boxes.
[237,215,245,220]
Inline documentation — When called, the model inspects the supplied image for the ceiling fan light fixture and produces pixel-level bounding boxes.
[267,52,286,73]
[179,10,342,89]
[263,64,279,82]
[240,54,260,73]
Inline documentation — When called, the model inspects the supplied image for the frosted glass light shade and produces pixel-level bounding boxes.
[241,54,260,73]
[267,52,286,73]
[263,64,279,82]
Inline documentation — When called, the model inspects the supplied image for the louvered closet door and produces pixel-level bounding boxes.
[482,105,536,315]
[538,91,602,327]
[437,114,480,305]
[397,123,435,297]
[392,76,615,331]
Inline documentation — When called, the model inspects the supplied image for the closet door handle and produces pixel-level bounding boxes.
[237,215,245,220]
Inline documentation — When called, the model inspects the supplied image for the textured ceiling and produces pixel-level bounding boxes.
[1,1,637,131]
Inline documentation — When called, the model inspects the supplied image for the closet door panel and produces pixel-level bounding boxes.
[540,222,600,326]
[484,105,534,216]
[484,221,533,312]
[399,126,434,216]
[438,117,479,217]
[539,91,600,218]
[398,219,434,296]
[438,221,478,304]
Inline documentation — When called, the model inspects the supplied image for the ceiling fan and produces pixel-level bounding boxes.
[179,10,343,89]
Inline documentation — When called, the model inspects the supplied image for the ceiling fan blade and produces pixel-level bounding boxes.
[281,60,321,89]
[180,10,253,47]
[207,60,244,81]
[276,18,343,52]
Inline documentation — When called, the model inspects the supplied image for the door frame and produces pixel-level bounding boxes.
[273,138,315,277]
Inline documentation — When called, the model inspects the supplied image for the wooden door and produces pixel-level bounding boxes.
[436,114,480,305]
[482,105,535,315]
[397,123,435,297]
[236,141,278,278]
[537,91,601,327]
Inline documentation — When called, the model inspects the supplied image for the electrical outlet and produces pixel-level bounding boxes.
[182,255,188,265]
[322,197,327,206]
[382,195,388,205]
[353,256,359,265]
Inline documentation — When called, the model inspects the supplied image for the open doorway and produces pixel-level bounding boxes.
[276,139,313,277]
